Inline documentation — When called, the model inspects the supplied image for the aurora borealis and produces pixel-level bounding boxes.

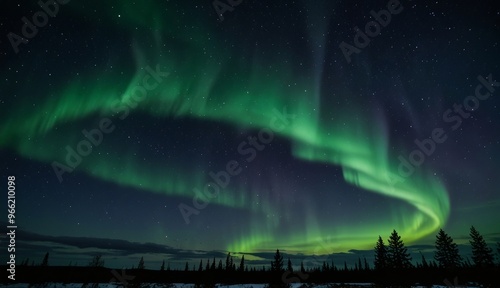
[1,0,499,269]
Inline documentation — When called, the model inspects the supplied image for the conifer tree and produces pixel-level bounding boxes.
[469,226,494,267]
[374,236,387,270]
[271,249,284,272]
[160,260,165,271]
[206,259,210,271]
[217,259,223,270]
[184,262,189,271]
[211,257,216,270]
[89,254,104,268]
[226,252,231,271]
[239,255,245,271]
[198,259,203,272]
[497,242,500,266]
[387,230,412,269]
[300,261,305,273]
[137,257,145,269]
[287,258,293,272]
[434,229,462,269]
[420,252,428,269]
[41,252,49,267]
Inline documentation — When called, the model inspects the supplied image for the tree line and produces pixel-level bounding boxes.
[371,226,497,270]
[13,225,500,286]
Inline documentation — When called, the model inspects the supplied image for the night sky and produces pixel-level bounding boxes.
[1,0,499,269]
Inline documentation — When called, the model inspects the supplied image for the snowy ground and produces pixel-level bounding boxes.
[0,283,482,288]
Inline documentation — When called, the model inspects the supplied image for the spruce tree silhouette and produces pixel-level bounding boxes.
[211,257,216,270]
[497,242,500,266]
[269,249,290,288]
[198,259,203,272]
[41,252,49,267]
[160,260,165,271]
[239,255,245,271]
[469,226,494,267]
[225,252,234,271]
[387,230,412,269]
[434,228,462,269]
[217,259,223,270]
[137,256,145,269]
[374,236,387,270]
[225,252,230,271]
[420,252,429,269]
[287,258,293,272]
[271,249,284,272]
[88,254,104,268]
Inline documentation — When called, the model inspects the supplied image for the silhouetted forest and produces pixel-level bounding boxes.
[2,226,499,286]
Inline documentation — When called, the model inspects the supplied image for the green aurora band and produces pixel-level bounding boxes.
[0,1,449,254]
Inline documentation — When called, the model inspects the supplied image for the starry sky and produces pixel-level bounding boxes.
[1,0,499,269]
